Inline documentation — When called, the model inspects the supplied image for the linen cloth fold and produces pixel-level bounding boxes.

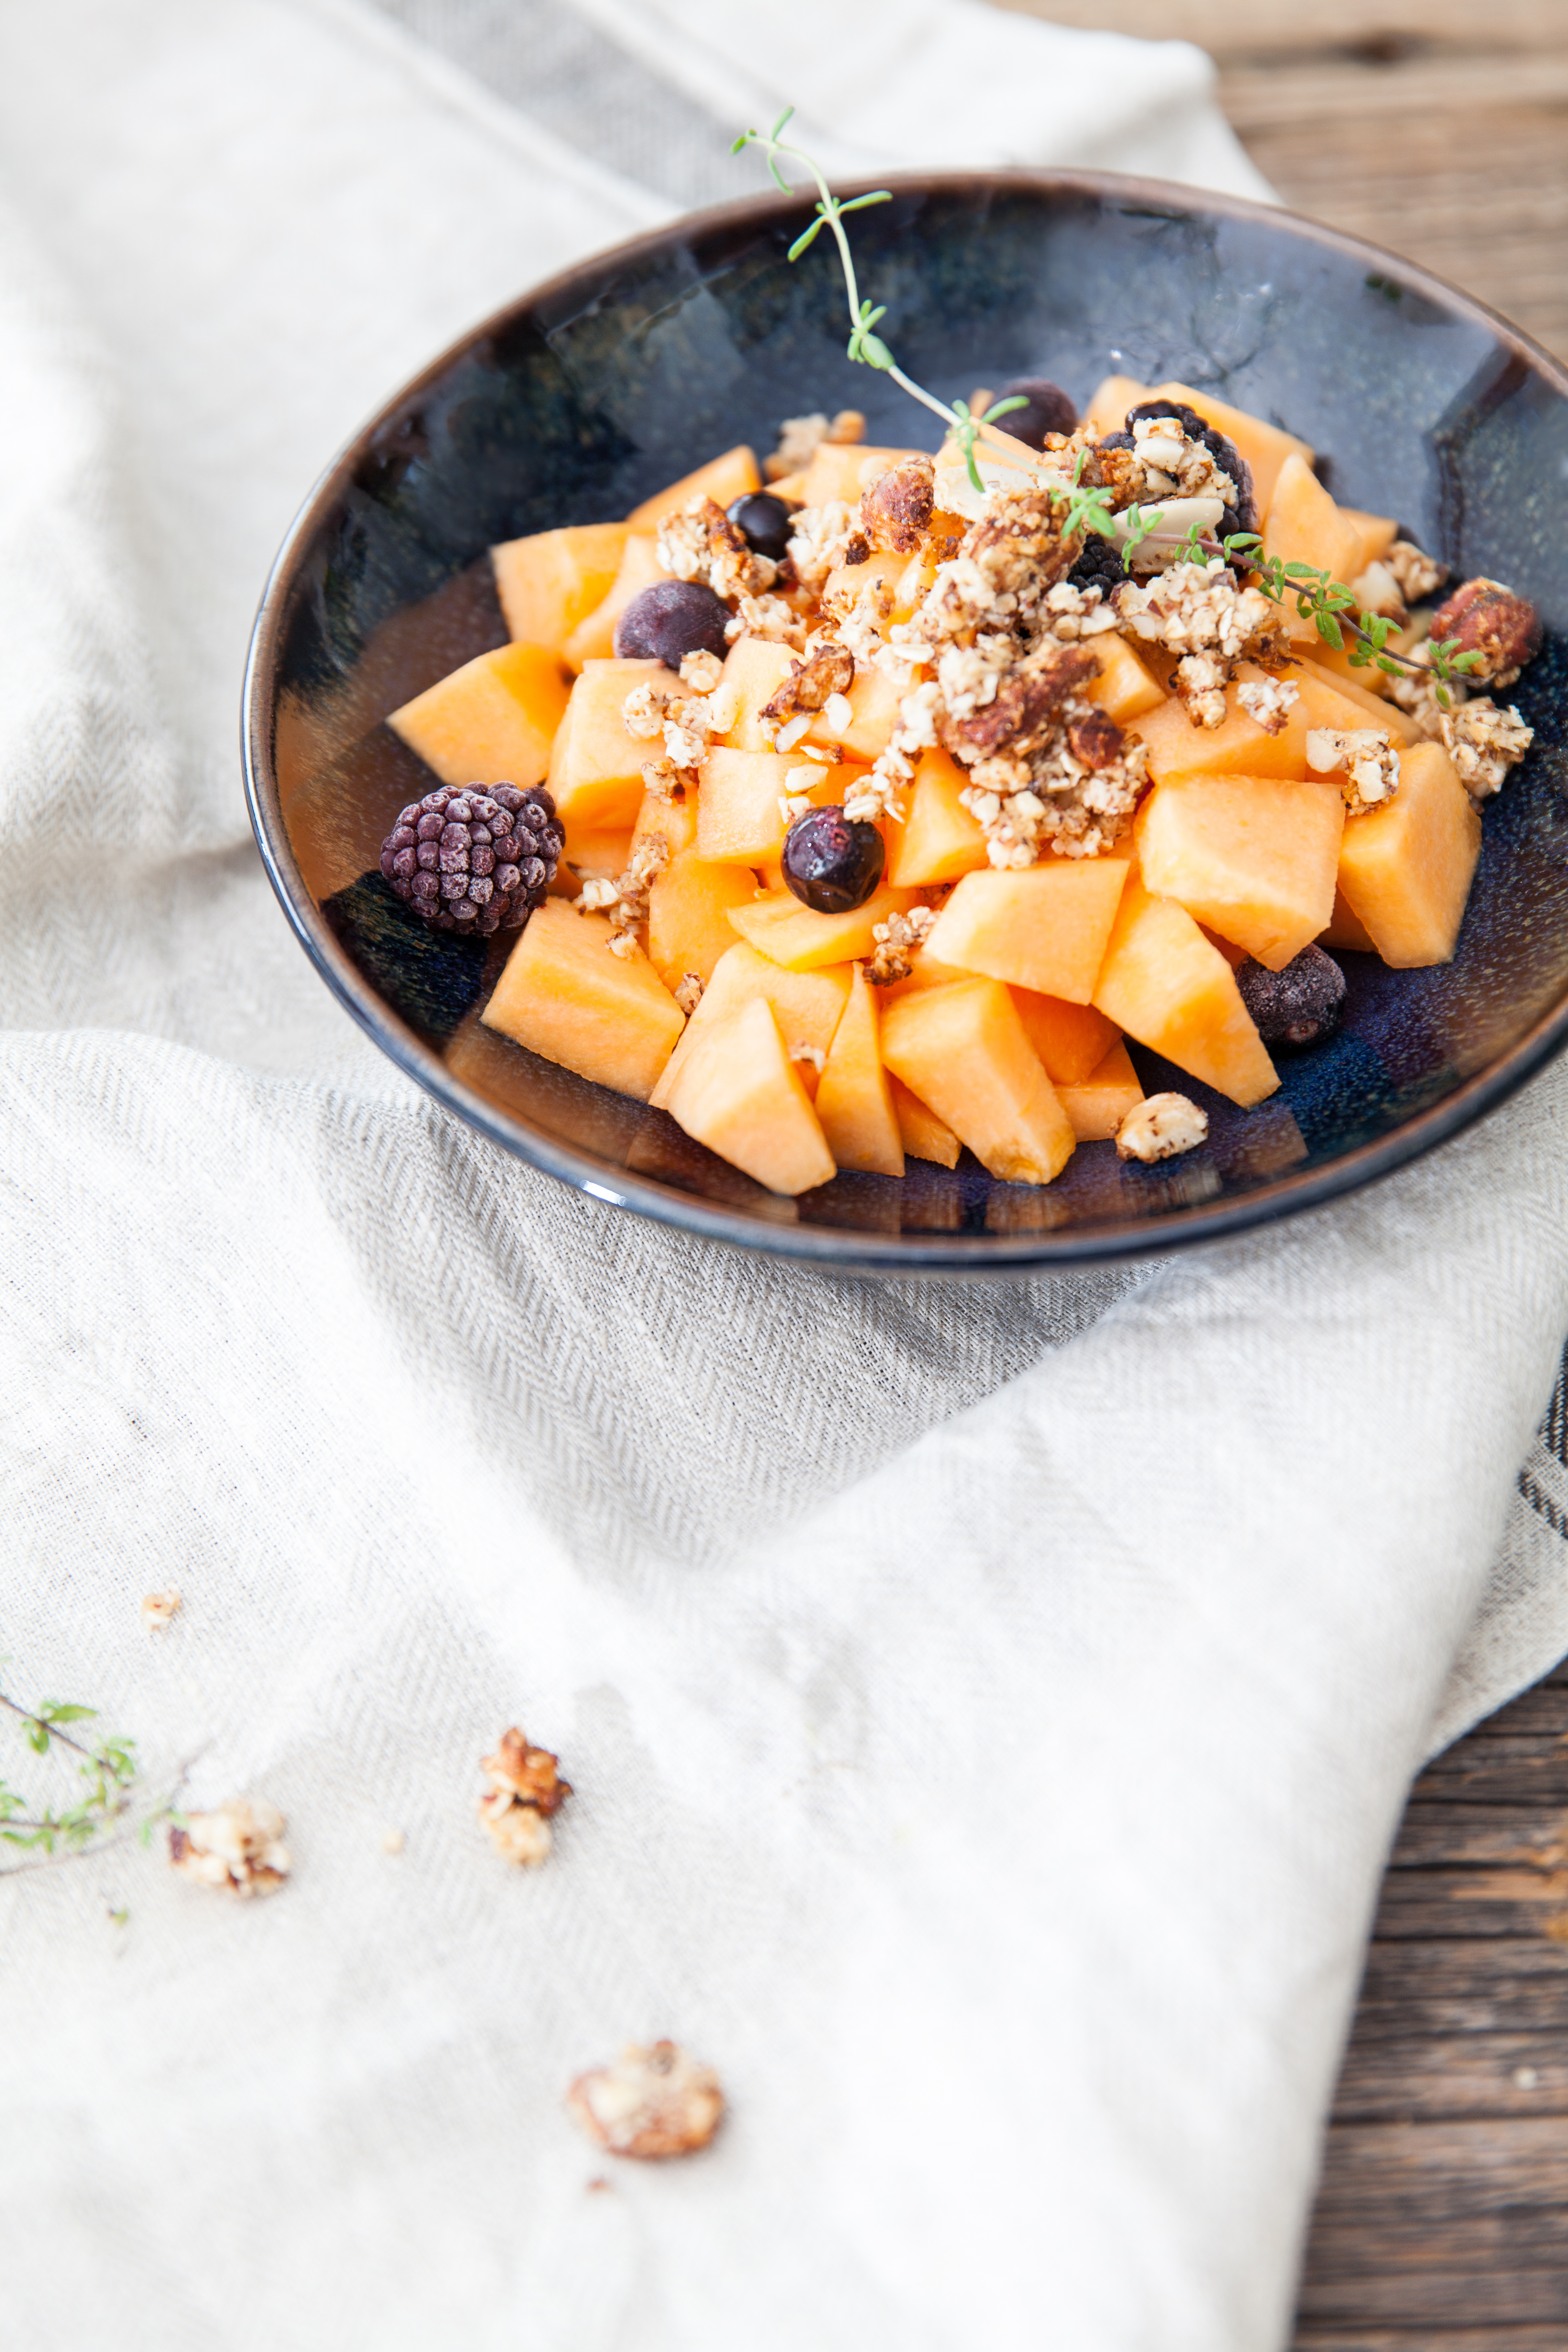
[0,3,1563,2347]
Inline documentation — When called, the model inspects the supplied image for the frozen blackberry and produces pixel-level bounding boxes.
[993,376,1078,451]
[1123,399,1258,539]
[726,491,794,560]
[379,782,562,936]
[1068,534,1128,594]
[614,579,730,666]
[1235,944,1346,1050]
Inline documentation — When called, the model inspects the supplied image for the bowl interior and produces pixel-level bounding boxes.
[250,175,1568,1268]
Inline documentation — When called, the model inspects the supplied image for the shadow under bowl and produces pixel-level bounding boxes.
[243,169,1568,1273]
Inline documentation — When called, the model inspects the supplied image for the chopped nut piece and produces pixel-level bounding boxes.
[1305,727,1400,815]
[1127,414,1237,505]
[1115,560,1283,676]
[1173,650,1230,730]
[1429,577,1541,687]
[678,648,724,693]
[1115,1092,1209,1163]
[785,500,863,593]
[760,639,854,732]
[568,2040,725,2159]
[1385,540,1447,605]
[673,973,704,1016]
[1351,560,1406,623]
[821,690,854,738]
[576,837,669,953]
[622,680,670,740]
[791,1044,826,1075]
[725,591,808,649]
[140,1589,181,1630]
[478,1725,572,1868]
[381,1826,405,1855]
[859,452,936,554]
[866,905,938,985]
[169,1798,290,1897]
[1235,674,1301,736]
[1439,697,1534,801]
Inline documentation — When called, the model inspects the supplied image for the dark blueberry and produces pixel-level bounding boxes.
[1235,944,1346,1050]
[613,579,730,666]
[1123,400,1258,541]
[993,377,1078,451]
[781,805,885,915]
[726,492,794,561]
[1068,535,1127,593]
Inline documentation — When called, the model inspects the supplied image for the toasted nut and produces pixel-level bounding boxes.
[568,2040,724,2159]
[1115,1092,1208,1163]
[1429,577,1541,686]
[169,1799,290,1896]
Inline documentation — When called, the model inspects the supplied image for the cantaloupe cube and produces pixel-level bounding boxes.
[727,879,919,972]
[547,657,667,831]
[556,822,634,885]
[1263,453,1364,641]
[1083,374,1153,438]
[663,995,835,1196]
[795,443,926,508]
[1135,771,1345,970]
[491,524,629,654]
[1092,873,1279,1107]
[881,952,982,1001]
[647,848,758,989]
[1057,1041,1145,1141]
[1147,381,1314,516]
[388,641,570,789]
[1129,663,1395,785]
[888,1075,960,1168]
[814,966,904,1177]
[1342,508,1400,572]
[1319,886,1377,955]
[824,549,905,621]
[482,900,684,1100]
[631,785,697,859]
[884,748,988,887]
[765,467,810,503]
[697,748,860,862]
[805,664,902,761]
[625,445,761,530]
[650,942,851,1110]
[1010,989,1122,1085]
[1085,635,1165,725]
[717,639,798,751]
[882,978,1076,1186]
[560,534,663,670]
[1335,740,1480,967]
[924,855,1132,1003]
[1296,655,1419,741]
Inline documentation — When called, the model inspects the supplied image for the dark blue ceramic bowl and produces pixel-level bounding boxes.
[242,170,1568,1271]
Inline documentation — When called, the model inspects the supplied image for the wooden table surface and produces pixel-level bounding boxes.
[995,3,1568,2334]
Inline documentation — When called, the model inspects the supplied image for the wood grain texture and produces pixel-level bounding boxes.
[995,0,1568,361]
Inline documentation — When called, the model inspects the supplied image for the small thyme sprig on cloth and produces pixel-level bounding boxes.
[0,1683,183,1872]
[732,110,1027,491]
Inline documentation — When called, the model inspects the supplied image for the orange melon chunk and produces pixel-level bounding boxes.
[625,445,761,530]
[482,901,684,1101]
[884,748,988,887]
[889,1075,960,1168]
[650,943,851,1111]
[560,534,663,671]
[491,523,629,654]
[1262,453,1364,641]
[1085,635,1165,725]
[882,978,1076,1186]
[547,657,666,832]
[795,443,926,508]
[1296,656,1419,741]
[1335,740,1480,967]
[1342,508,1400,572]
[1010,989,1122,1085]
[1092,872,1279,1107]
[1319,887,1377,955]
[696,748,862,863]
[663,995,836,1197]
[1057,1041,1145,1142]
[1129,662,1397,785]
[727,879,918,972]
[1147,381,1314,516]
[814,966,905,1177]
[556,822,634,885]
[1135,771,1346,970]
[717,638,798,751]
[631,785,696,860]
[923,856,1131,1003]
[805,664,902,761]
[647,848,759,990]
[387,641,569,790]
[1083,374,1153,438]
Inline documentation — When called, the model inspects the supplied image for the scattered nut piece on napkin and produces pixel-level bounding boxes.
[477,1726,571,1865]
[568,2040,725,2159]
[169,1799,290,1896]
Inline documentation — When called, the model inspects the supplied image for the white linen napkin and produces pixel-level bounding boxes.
[1,4,1564,2347]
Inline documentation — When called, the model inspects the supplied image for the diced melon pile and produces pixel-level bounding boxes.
[365,380,1491,1199]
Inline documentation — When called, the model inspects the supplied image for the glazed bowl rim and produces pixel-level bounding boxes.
[242,165,1568,1275]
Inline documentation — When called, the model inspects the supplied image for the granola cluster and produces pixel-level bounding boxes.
[1305,727,1402,815]
[170,1798,291,1897]
[568,2040,724,2159]
[1114,560,1287,729]
[477,1726,571,1867]
[764,407,863,481]
[866,904,937,985]
[576,836,669,957]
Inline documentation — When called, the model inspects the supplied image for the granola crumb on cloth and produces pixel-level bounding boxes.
[140,1589,181,1630]
[568,2040,725,2159]
[169,1798,291,1896]
[477,1725,571,1867]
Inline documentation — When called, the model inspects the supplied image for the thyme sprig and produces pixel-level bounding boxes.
[734,114,1480,695]
[0,1682,184,1870]
[732,110,1028,492]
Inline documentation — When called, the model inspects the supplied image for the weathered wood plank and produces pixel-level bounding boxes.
[1297,2333,1568,2351]
[1334,2029,1568,2120]
[1389,1804,1568,1867]
[1370,1866,1568,1940]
